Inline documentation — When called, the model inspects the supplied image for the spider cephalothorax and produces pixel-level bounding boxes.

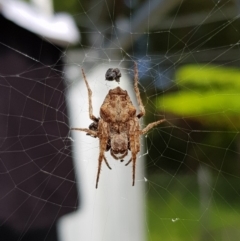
[71,63,165,188]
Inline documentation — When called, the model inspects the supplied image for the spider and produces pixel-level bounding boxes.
[71,63,166,188]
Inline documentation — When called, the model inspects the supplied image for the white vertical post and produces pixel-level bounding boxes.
[59,64,146,241]
[31,0,53,16]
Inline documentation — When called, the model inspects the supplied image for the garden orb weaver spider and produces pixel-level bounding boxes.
[71,63,166,188]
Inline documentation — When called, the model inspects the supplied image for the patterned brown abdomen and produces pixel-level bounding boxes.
[100,87,136,123]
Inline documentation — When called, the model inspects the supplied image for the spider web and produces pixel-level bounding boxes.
[1,0,240,241]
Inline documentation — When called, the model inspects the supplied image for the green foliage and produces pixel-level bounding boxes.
[157,65,240,128]
[176,65,240,90]
[53,0,81,14]
[159,91,240,126]
[22,0,81,15]
[147,174,240,241]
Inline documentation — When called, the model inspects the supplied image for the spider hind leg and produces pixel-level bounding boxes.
[125,158,132,166]
[103,156,112,170]
[131,155,137,186]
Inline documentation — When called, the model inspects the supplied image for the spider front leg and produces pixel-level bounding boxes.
[141,119,166,135]
[71,70,99,133]
[133,62,146,119]
[81,68,99,122]
[71,128,98,137]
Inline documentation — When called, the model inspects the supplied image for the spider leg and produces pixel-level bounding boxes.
[141,119,166,135]
[133,62,146,119]
[86,118,100,138]
[71,128,98,137]
[96,151,105,189]
[125,158,132,166]
[131,155,137,186]
[81,69,99,122]
[96,153,110,188]
[128,119,141,186]
[110,149,119,160]
[96,120,109,188]
[103,156,112,170]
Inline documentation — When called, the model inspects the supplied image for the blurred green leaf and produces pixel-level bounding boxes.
[176,65,240,91]
[53,0,81,14]
[157,65,240,127]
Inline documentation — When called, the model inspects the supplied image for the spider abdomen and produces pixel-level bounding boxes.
[100,87,136,123]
